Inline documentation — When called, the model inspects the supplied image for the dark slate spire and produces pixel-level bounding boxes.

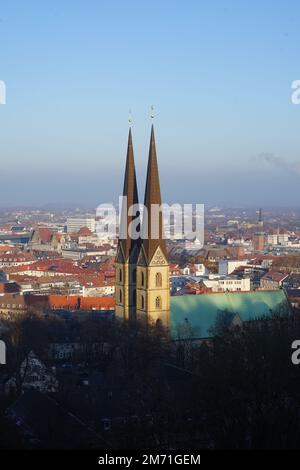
[141,125,167,262]
[118,127,140,261]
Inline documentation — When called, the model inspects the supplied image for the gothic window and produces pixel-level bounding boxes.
[119,268,122,283]
[155,296,161,310]
[155,272,162,287]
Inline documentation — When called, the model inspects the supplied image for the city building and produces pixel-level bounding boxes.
[260,271,289,290]
[267,229,289,246]
[66,218,96,233]
[218,259,250,276]
[5,351,58,394]
[29,228,67,253]
[203,276,251,292]
[253,232,266,252]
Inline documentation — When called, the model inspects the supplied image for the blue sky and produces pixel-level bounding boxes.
[0,0,300,207]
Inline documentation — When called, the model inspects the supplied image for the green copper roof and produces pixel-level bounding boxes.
[170,290,289,340]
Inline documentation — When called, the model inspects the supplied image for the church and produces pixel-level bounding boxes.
[114,124,290,338]
[115,124,170,327]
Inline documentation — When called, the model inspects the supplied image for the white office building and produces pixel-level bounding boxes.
[218,259,249,276]
[204,277,251,292]
[66,218,96,233]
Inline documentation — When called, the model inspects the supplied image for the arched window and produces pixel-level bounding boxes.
[119,289,123,303]
[119,268,122,283]
[141,271,145,287]
[155,296,161,310]
[141,295,145,310]
[155,272,162,287]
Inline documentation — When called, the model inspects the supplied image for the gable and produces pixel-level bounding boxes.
[116,245,125,264]
[149,246,168,267]
[137,246,147,266]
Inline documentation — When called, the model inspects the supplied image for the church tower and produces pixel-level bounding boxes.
[136,125,170,327]
[115,127,140,321]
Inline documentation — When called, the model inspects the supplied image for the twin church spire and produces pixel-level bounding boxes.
[118,127,140,263]
[115,123,170,326]
[142,125,167,261]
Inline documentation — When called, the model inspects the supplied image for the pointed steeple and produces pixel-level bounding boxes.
[118,127,140,262]
[141,125,167,262]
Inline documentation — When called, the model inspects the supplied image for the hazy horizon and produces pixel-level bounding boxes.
[1,1,300,206]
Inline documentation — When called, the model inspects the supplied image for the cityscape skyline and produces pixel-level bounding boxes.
[2,1,300,455]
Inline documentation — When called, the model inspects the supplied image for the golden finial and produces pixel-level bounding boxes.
[128,109,132,126]
[150,105,155,122]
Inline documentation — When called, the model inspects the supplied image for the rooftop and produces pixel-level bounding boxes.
[170,290,289,339]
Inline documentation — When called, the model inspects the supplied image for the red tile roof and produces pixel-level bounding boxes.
[78,226,92,236]
[262,271,288,283]
[47,295,115,310]
[0,245,15,253]
[1,294,115,311]
[35,227,53,243]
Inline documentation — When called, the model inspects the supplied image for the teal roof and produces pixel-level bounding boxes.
[170,290,289,340]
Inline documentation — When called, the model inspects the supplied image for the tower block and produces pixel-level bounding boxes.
[136,125,170,328]
[115,128,140,321]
